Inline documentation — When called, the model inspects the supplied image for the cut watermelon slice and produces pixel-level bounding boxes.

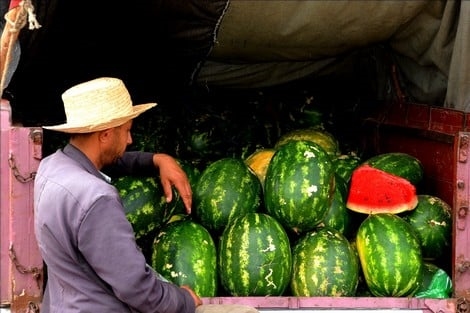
[346,164,418,214]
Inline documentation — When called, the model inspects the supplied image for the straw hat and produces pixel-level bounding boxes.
[43,77,157,133]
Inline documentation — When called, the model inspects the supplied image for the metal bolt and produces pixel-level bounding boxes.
[30,129,43,145]
[458,207,468,218]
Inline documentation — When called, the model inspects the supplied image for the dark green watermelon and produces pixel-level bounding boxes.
[170,159,201,215]
[414,262,452,298]
[194,158,262,234]
[333,153,362,182]
[401,194,452,260]
[291,227,359,296]
[264,140,335,234]
[113,176,171,239]
[319,174,352,236]
[151,219,217,297]
[356,213,423,297]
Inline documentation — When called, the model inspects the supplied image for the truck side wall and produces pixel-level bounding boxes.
[0,100,43,311]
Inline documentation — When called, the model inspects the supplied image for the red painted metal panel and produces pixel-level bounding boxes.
[0,99,43,311]
[363,103,470,299]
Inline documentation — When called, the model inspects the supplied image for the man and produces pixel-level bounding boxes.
[34,77,258,313]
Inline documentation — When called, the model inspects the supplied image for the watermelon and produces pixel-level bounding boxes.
[346,165,418,214]
[319,174,352,236]
[194,158,262,234]
[291,227,359,296]
[218,212,292,296]
[113,176,172,239]
[415,262,440,294]
[333,153,362,182]
[356,213,423,297]
[113,175,174,262]
[363,152,424,186]
[274,128,340,156]
[401,195,452,260]
[415,262,452,298]
[264,140,335,234]
[244,148,276,188]
[151,219,217,297]
[170,159,201,215]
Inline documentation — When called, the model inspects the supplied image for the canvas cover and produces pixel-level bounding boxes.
[3,0,470,125]
[197,0,470,112]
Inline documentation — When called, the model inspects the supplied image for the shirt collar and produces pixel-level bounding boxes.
[62,144,111,183]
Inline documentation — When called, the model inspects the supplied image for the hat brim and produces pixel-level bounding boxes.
[43,103,157,133]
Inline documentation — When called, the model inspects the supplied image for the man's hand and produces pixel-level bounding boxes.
[152,153,192,213]
[180,285,203,307]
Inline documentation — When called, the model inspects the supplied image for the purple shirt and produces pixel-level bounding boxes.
[34,144,195,313]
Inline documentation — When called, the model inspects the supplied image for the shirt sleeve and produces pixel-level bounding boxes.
[77,192,195,313]
[103,151,158,177]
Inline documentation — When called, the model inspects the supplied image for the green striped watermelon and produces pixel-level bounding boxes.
[170,159,201,215]
[218,212,292,296]
[333,153,362,182]
[151,219,217,297]
[264,140,335,234]
[113,176,171,239]
[356,213,423,297]
[291,227,359,296]
[363,152,424,186]
[401,195,452,260]
[194,158,262,234]
[319,174,352,236]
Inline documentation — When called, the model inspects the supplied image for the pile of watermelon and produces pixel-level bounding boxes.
[113,127,453,299]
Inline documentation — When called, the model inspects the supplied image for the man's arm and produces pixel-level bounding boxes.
[104,151,192,213]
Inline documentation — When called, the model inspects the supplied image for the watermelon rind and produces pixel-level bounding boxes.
[356,213,423,297]
[291,227,359,296]
[218,213,292,296]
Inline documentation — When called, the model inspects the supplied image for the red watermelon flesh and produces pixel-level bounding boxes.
[346,165,418,214]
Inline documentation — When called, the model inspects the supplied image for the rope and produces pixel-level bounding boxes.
[1,0,41,95]
[3,0,41,33]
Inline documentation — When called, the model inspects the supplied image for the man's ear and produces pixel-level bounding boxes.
[97,128,113,142]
